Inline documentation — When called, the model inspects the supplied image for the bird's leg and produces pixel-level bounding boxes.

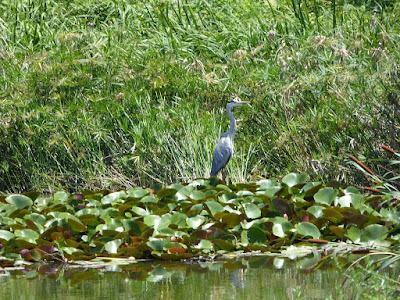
[222,168,226,182]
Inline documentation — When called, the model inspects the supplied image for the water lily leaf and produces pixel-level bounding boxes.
[6,195,33,209]
[264,186,282,197]
[176,186,194,200]
[314,187,337,206]
[122,219,141,233]
[322,208,345,223]
[295,222,321,239]
[167,247,186,254]
[272,221,293,238]
[195,239,213,250]
[206,201,224,217]
[0,230,15,241]
[186,216,206,229]
[147,238,167,251]
[15,229,40,242]
[337,194,365,209]
[360,224,388,243]
[25,219,40,231]
[190,191,205,200]
[22,192,41,201]
[26,213,47,224]
[104,239,123,254]
[282,173,307,187]
[220,193,237,202]
[244,203,261,219]
[144,215,161,228]
[101,191,126,205]
[54,192,69,203]
[156,214,172,231]
[15,239,37,249]
[132,206,149,216]
[307,206,325,218]
[67,218,87,232]
[220,213,241,228]
[213,239,235,251]
[129,188,151,199]
[257,179,276,190]
[248,227,267,243]
[329,226,345,238]
[301,182,323,198]
[140,196,158,203]
[78,214,100,226]
[272,199,292,216]
[345,226,360,243]
[156,188,177,199]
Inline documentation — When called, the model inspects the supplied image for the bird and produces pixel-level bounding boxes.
[210,97,249,180]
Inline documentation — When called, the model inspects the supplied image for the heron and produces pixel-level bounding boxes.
[210,98,249,180]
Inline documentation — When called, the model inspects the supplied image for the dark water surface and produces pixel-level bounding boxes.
[1,255,343,300]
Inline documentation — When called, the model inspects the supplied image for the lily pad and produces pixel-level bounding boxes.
[6,195,33,209]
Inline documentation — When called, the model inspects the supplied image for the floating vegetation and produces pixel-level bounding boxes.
[1,174,399,266]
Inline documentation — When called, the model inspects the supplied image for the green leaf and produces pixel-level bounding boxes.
[0,230,15,241]
[295,222,320,239]
[15,229,40,242]
[307,206,325,218]
[54,192,69,203]
[282,173,307,187]
[272,221,293,238]
[206,201,224,217]
[248,227,267,243]
[6,195,33,209]
[195,239,213,250]
[147,238,167,251]
[140,196,158,203]
[360,224,388,243]
[186,216,206,229]
[257,179,276,190]
[314,187,337,206]
[213,239,235,251]
[144,215,161,228]
[156,188,177,199]
[132,206,149,216]
[338,194,365,209]
[190,191,206,200]
[129,188,151,199]
[244,203,261,219]
[26,213,47,224]
[104,239,123,254]
[170,212,187,228]
[322,208,345,223]
[101,191,126,205]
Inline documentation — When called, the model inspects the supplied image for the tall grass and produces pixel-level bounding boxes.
[0,0,399,192]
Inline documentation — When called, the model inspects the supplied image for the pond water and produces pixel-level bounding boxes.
[1,255,345,300]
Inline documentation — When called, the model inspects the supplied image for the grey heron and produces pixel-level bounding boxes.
[210,98,249,180]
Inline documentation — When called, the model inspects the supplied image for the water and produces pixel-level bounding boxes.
[0,255,343,300]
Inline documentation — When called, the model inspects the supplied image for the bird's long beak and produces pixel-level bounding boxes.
[237,101,250,105]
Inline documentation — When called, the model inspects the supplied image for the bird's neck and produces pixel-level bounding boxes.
[226,106,236,139]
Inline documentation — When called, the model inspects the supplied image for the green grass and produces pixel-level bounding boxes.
[0,0,399,192]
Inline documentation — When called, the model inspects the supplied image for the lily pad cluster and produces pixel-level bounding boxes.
[0,174,399,262]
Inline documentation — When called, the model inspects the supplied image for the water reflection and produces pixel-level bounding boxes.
[1,255,343,299]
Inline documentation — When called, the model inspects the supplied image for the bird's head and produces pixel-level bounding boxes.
[226,96,249,109]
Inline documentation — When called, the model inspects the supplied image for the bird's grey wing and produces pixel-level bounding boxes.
[210,139,232,176]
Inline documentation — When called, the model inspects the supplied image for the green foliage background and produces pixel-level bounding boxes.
[0,0,399,192]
